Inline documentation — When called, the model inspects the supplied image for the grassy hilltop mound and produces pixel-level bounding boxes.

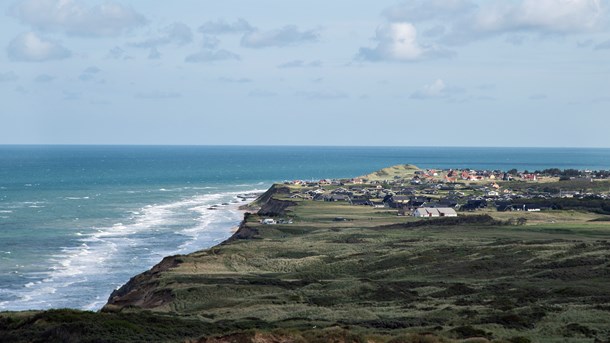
[2,166,610,342]
[359,164,421,181]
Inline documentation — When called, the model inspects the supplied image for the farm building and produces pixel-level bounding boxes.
[412,207,458,218]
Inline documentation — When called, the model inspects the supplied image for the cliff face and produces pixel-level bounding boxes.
[103,255,182,312]
[102,185,287,312]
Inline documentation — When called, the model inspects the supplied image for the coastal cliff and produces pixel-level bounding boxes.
[103,185,296,312]
[103,255,182,312]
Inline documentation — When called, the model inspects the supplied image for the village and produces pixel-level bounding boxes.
[258,165,610,223]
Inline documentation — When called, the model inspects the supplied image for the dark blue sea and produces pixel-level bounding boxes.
[1,145,609,311]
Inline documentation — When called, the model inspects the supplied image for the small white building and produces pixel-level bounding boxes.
[412,207,458,218]
[261,218,276,225]
[486,190,499,197]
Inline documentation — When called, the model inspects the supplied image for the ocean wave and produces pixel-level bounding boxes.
[2,188,264,311]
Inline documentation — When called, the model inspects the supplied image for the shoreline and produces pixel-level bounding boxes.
[0,188,264,313]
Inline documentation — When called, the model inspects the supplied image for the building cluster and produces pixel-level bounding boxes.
[282,167,610,217]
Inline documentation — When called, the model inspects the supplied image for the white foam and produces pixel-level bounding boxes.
[3,188,264,311]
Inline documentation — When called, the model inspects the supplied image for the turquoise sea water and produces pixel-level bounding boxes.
[1,145,609,311]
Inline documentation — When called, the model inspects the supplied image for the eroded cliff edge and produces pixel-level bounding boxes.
[102,184,294,313]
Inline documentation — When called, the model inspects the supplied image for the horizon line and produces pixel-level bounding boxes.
[0,144,609,149]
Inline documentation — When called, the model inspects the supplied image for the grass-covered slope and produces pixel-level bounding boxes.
[2,182,610,342]
[100,186,610,342]
[359,164,421,181]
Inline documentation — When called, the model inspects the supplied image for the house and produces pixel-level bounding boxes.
[495,202,514,212]
[436,198,459,208]
[325,194,350,202]
[559,191,578,198]
[261,218,276,225]
[412,207,458,218]
[524,204,541,212]
[461,199,488,211]
[437,207,458,217]
[351,199,372,206]
[370,200,386,208]
[387,195,410,208]
[290,194,311,199]
[397,188,417,195]
[522,174,537,181]
[409,196,430,208]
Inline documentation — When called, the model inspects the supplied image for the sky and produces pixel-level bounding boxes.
[1,0,609,147]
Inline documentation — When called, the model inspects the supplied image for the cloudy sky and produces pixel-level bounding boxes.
[1,0,609,147]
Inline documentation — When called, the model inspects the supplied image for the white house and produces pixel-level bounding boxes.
[261,218,276,225]
[438,208,458,217]
[412,207,458,218]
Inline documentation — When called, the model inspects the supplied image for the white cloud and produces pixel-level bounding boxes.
[241,25,319,48]
[131,22,193,48]
[382,0,608,46]
[198,18,254,35]
[7,32,71,62]
[358,23,453,62]
[0,71,19,82]
[9,0,146,37]
[471,0,605,35]
[185,49,240,63]
[411,79,463,99]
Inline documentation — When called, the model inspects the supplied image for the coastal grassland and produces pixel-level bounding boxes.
[3,186,610,342]
[102,189,610,342]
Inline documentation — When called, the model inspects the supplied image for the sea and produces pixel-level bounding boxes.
[1,145,609,311]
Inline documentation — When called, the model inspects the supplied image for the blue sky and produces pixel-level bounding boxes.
[1,0,609,147]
